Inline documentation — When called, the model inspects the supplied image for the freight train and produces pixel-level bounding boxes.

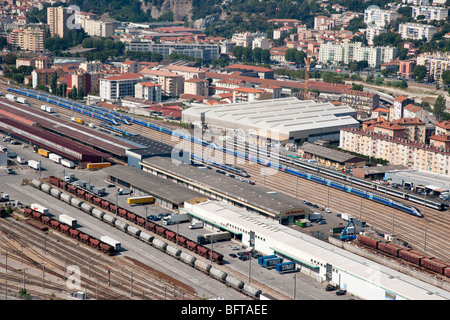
[30,176,262,298]
[357,234,450,278]
[22,206,115,255]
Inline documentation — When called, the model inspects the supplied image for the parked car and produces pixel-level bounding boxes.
[229,253,237,258]
[326,284,338,292]
[336,290,347,296]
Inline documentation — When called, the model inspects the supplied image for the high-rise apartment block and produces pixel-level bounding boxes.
[47,6,70,38]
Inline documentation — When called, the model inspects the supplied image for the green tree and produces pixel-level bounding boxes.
[413,65,427,81]
[232,46,243,60]
[433,95,447,120]
[441,70,450,85]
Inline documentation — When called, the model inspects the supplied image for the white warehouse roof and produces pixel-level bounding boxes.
[182,199,450,300]
[182,97,359,141]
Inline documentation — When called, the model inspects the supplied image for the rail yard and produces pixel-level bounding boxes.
[0,80,449,301]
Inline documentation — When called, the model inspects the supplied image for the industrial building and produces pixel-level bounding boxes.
[123,134,174,169]
[0,98,137,160]
[181,198,450,300]
[139,156,311,223]
[385,169,450,195]
[0,118,109,166]
[101,165,204,210]
[182,97,360,143]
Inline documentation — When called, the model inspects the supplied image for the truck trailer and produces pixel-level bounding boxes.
[197,231,232,245]
[59,214,77,227]
[49,153,63,164]
[87,162,111,170]
[126,196,154,205]
[28,160,40,170]
[100,236,121,251]
[163,213,190,225]
[61,159,75,168]
[30,203,49,214]
[189,220,204,229]
[16,97,28,104]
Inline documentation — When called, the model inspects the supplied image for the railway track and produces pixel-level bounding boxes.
[1,82,448,263]
[0,214,200,300]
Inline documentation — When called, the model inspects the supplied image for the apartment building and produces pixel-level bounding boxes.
[231,31,268,47]
[435,121,450,136]
[232,87,267,103]
[127,42,220,61]
[391,96,415,121]
[319,42,397,67]
[99,73,149,101]
[365,26,387,45]
[139,68,184,97]
[364,8,398,28]
[341,89,380,115]
[32,68,57,88]
[340,127,450,175]
[165,65,206,80]
[393,117,427,143]
[66,70,91,96]
[76,12,114,37]
[314,16,335,30]
[398,23,437,41]
[134,82,162,102]
[416,51,450,84]
[184,78,209,97]
[121,61,140,74]
[8,24,47,52]
[412,6,448,21]
[47,6,70,38]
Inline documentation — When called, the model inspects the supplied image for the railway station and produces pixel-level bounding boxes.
[181,198,450,300]
[139,156,311,223]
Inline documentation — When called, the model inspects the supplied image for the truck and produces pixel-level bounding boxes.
[49,153,63,164]
[197,231,232,245]
[87,162,111,170]
[118,188,131,195]
[0,194,10,202]
[37,149,50,157]
[91,187,106,197]
[275,261,296,273]
[262,257,283,269]
[5,94,16,101]
[61,159,75,168]
[126,195,154,205]
[100,236,121,251]
[59,214,77,227]
[189,220,204,229]
[163,213,190,225]
[88,123,96,128]
[16,155,26,164]
[16,97,28,104]
[30,203,49,214]
[28,159,40,170]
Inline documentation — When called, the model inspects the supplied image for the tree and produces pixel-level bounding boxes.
[433,95,447,120]
[51,76,58,95]
[351,83,364,91]
[232,46,243,60]
[441,70,450,85]
[413,65,427,81]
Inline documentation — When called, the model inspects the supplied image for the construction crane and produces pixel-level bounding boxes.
[340,218,357,241]
[303,56,311,100]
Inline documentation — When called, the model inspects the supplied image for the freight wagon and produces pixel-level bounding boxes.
[100,236,121,251]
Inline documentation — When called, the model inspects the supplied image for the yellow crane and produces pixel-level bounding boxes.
[304,56,311,100]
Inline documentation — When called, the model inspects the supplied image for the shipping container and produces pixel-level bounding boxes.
[49,153,63,164]
[59,214,77,227]
[38,149,50,157]
[5,94,16,101]
[100,236,121,251]
[126,196,154,205]
[258,255,278,265]
[275,262,296,273]
[16,97,28,104]
[262,257,283,268]
[30,203,49,214]
[87,162,111,170]
[61,159,75,168]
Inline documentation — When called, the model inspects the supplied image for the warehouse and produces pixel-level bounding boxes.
[0,118,109,166]
[182,97,360,143]
[182,198,450,300]
[101,165,204,210]
[0,98,136,160]
[123,135,174,169]
[140,156,311,223]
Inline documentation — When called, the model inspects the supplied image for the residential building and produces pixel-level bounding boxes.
[314,16,335,30]
[398,59,416,79]
[165,65,206,80]
[365,26,387,45]
[226,64,274,79]
[99,73,149,101]
[121,61,140,74]
[398,23,437,41]
[66,70,91,96]
[231,31,268,47]
[268,19,302,28]
[364,8,398,28]
[16,58,34,68]
[184,78,209,97]
[403,103,428,121]
[435,121,450,136]
[139,68,184,97]
[340,127,450,175]
[76,12,114,37]
[391,96,414,121]
[393,117,427,143]
[318,42,397,67]
[252,37,270,50]
[127,42,220,61]
[341,89,380,115]
[416,51,450,84]
[411,6,448,21]
[134,82,162,102]
[32,68,57,88]
[8,24,46,52]
[34,56,52,70]
[47,6,70,38]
